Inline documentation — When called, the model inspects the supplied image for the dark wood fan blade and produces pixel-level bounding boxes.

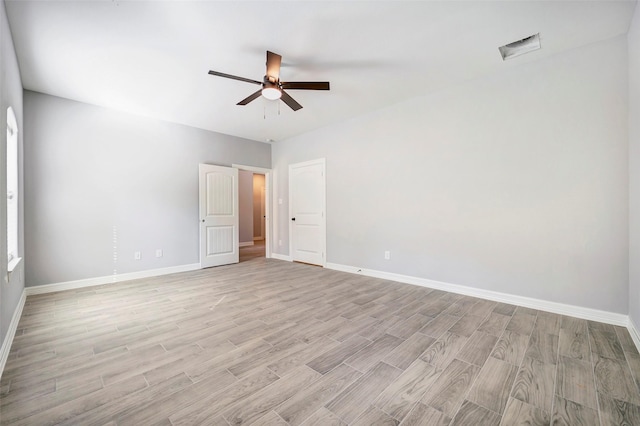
[237,90,263,106]
[280,81,330,90]
[266,51,282,82]
[280,90,303,111]
[208,70,262,85]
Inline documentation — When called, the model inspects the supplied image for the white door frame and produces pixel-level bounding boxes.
[288,158,326,267]
[232,164,272,259]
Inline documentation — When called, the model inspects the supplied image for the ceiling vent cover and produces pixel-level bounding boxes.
[499,33,541,60]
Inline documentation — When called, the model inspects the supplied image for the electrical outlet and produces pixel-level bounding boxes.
[134,251,141,260]
[155,249,163,258]
[279,239,283,246]
[384,251,391,260]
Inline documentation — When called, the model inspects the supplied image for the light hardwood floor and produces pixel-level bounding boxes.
[1,253,639,425]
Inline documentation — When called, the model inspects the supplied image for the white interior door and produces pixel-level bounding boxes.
[289,158,326,266]
[199,164,239,268]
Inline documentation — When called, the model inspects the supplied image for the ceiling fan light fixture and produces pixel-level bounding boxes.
[261,86,281,100]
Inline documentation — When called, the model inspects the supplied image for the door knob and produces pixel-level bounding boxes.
[291,217,296,221]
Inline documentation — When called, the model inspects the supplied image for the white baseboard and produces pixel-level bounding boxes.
[239,242,255,247]
[325,262,628,327]
[25,263,201,296]
[271,253,292,262]
[628,317,640,354]
[0,289,26,381]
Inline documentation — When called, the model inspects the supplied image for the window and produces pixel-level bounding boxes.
[7,106,19,272]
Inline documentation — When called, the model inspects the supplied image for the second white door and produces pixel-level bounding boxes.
[199,164,239,268]
[289,158,326,266]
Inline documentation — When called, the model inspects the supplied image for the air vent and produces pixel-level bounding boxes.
[499,33,541,60]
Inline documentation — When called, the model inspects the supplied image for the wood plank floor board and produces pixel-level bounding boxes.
[387,314,433,340]
[592,353,640,405]
[551,395,600,426]
[418,314,460,338]
[505,311,537,336]
[298,407,346,426]
[227,338,309,379]
[441,297,478,317]
[534,311,563,336]
[625,351,640,395]
[327,315,380,343]
[276,363,362,426]
[383,333,436,371]
[298,316,350,344]
[492,303,517,316]
[101,343,202,386]
[419,331,468,369]
[398,402,451,426]
[589,329,626,361]
[325,362,402,424]
[525,329,559,365]
[500,397,550,426]
[142,340,237,386]
[360,315,405,342]
[169,368,278,425]
[351,405,399,426]
[463,300,497,319]
[267,336,341,377]
[456,331,499,367]
[614,326,639,355]
[467,356,518,415]
[184,337,272,383]
[306,335,372,375]
[251,410,289,426]
[450,400,502,426]
[0,376,104,424]
[490,330,529,366]
[558,328,590,361]
[2,256,640,425]
[373,359,442,420]
[477,312,511,337]
[556,355,598,409]
[58,372,194,426]
[511,356,556,412]
[421,358,481,417]
[418,299,454,318]
[0,378,56,409]
[597,391,640,426]
[222,365,322,426]
[449,314,486,338]
[344,334,405,373]
[10,374,148,426]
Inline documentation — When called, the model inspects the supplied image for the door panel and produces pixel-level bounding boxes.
[289,159,326,266]
[200,164,239,268]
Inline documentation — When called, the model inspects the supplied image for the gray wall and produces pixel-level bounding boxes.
[238,170,254,244]
[0,1,24,349]
[629,4,640,328]
[273,36,629,314]
[24,91,270,286]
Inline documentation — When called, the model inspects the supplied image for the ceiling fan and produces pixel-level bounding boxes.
[208,51,330,111]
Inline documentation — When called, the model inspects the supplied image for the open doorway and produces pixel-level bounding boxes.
[235,164,271,262]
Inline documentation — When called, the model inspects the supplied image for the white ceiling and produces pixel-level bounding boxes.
[5,0,637,143]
